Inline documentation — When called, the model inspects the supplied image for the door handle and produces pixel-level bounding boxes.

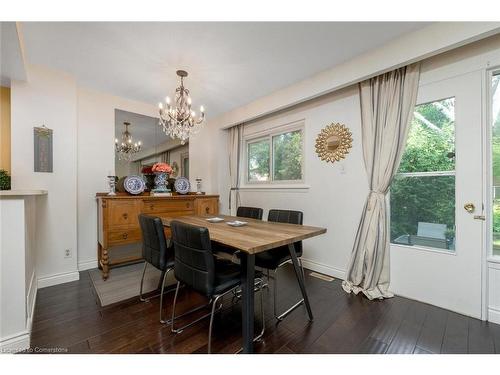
[473,215,485,221]
[464,203,475,213]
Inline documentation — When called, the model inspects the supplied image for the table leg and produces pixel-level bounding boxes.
[288,244,313,321]
[240,252,255,354]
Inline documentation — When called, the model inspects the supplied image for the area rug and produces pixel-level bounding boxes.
[89,263,175,306]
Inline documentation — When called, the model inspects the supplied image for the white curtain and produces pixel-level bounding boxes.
[228,124,243,215]
[342,63,421,300]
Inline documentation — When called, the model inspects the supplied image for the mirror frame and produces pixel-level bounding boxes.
[315,123,353,163]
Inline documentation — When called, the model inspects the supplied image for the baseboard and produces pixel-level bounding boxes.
[488,307,500,324]
[299,258,346,280]
[26,270,37,331]
[78,259,98,271]
[0,331,30,353]
[37,271,80,289]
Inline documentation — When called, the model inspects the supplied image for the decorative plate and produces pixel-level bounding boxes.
[227,220,248,227]
[123,175,146,195]
[174,177,191,194]
[206,217,224,223]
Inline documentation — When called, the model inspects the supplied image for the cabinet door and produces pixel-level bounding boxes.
[196,198,219,215]
[107,200,141,228]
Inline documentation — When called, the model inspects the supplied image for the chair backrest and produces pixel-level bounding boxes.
[138,214,171,271]
[170,220,216,296]
[268,209,303,256]
[237,206,263,220]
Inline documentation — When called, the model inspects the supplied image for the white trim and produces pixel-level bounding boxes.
[0,189,47,196]
[78,259,98,271]
[239,184,310,192]
[26,270,37,332]
[299,258,346,281]
[396,170,455,178]
[37,271,79,289]
[390,243,457,257]
[488,260,500,269]
[488,306,500,324]
[0,331,30,353]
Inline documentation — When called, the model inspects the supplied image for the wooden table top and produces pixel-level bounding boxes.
[161,215,327,254]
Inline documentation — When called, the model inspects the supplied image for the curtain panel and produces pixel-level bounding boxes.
[342,63,421,300]
[228,124,243,215]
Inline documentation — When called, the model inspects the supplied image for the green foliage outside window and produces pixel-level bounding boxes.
[273,130,302,181]
[248,139,270,181]
[247,129,303,182]
[390,98,456,250]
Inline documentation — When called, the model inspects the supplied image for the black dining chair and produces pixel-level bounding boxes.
[255,209,307,321]
[236,206,264,220]
[169,220,265,353]
[138,214,175,323]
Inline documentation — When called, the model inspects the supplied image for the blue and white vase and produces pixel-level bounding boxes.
[153,172,170,193]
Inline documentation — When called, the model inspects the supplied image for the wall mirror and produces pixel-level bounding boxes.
[315,123,352,163]
[114,109,189,187]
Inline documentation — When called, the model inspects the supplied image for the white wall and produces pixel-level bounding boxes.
[190,34,500,321]
[10,66,161,277]
[11,65,79,287]
[231,88,366,278]
[76,87,158,270]
[0,194,40,351]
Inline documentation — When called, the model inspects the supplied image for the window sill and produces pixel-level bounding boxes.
[487,256,500,265]
[238,184,311,192]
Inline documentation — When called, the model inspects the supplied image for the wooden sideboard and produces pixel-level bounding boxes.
[96,193,219,280]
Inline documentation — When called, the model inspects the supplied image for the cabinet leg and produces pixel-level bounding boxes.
[97,243,103,270]
[102,247,109,280]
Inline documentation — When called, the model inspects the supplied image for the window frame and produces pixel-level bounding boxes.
[488,68,500,260]
[243,121,305,186]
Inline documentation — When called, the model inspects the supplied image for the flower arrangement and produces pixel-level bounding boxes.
[152,162,173,174]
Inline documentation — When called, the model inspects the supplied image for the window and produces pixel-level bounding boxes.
[245,125,304,184]
[491,72,500,257]
[247,138,270,182]
[390,98,456,252]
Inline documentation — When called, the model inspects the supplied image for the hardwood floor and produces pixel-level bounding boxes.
[29,264,500,354]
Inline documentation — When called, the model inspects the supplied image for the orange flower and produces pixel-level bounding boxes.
[152,163,173,174]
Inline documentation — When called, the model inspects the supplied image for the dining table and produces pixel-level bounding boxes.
[161,214,327,353]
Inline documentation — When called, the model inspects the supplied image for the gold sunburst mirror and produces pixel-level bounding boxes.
[315,123,353,163]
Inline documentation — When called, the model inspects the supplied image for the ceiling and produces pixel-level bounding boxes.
[21,22,431,119]
[1,22,27,86]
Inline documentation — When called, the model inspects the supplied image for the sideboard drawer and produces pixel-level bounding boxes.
[195,198,219,215]
[143,200,194,214]
[107,228,142,246]
[106,200,140,228]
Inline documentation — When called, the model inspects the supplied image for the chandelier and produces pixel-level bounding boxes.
[158,70,205,144]
[115,121,142,161]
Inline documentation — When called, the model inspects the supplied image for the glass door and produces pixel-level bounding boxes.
[390,70,484,319]
[491,71,500,259]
